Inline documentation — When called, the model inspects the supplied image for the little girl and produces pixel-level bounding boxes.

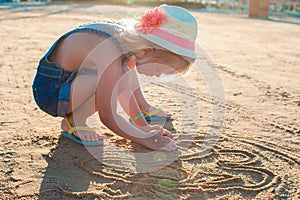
[32,4,197,151]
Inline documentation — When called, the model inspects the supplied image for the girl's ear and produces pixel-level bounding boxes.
[136,47,154,58]
[125,56,136,70]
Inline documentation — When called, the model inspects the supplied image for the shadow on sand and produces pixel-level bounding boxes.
[38,120,185,199]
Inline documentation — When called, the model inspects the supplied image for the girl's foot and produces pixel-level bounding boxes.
[61,118,106,142]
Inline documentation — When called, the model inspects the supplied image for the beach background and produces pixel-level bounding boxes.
[0,1,299,199]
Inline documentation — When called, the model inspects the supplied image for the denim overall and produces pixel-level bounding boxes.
[32,24,125,117]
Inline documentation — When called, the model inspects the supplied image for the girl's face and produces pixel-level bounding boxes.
[136,63,176,77]
[136,61,177,77]
[134,48,190,77]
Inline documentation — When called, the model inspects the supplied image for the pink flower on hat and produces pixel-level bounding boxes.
[136,7,165,34]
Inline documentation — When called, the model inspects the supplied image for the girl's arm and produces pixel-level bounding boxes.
[118,68,174,138]
[117,69,149,127]
[129,69,171,121]
[94,50,175,151]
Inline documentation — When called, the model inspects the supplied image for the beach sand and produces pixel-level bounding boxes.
[0,2,299,199]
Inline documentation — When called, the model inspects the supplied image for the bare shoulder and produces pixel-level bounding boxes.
[52,23,123,72]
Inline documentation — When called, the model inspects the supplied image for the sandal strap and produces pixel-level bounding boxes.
[64,118,97,135]
[68,126,96,135]
[142,108,162,117]
[64,117,73,129]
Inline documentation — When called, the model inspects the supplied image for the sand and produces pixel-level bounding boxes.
[0,2,299,200]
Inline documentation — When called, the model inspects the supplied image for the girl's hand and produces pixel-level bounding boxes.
[138,125,174,140]
[140,130,177,152]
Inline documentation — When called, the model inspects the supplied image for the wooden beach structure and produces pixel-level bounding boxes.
[204,0,300,18]
[249,0,270,18]
[249,0,300,18]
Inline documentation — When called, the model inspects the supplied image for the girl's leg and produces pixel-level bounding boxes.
[67,73,98,113]
[61,74,104,141]
[129,69,150,111]
[61,94,104,141]
[130,69,170,118]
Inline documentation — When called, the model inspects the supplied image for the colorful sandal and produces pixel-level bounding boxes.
[142,108,171,122]
[61,118,103,146]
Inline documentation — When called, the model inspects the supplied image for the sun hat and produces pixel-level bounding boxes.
[135,4,198,59]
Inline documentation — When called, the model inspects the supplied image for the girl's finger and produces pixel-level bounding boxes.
[161,130,174,139]
[152,125,163,130]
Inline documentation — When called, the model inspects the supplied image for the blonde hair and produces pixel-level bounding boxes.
[118,19,194,74]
